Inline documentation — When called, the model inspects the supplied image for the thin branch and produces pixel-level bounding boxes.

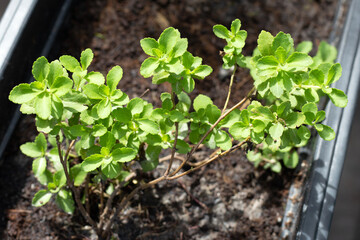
[167,138,249,180]
[164,122,179,176]
[85,175,90,215]
[169,87,256,177]
[98,172,136,230]
[101,138,249,238]
[56,137,99,233]
[222,67,237,113]
[159,154,186,163]
[100,180,105,214]
[178,180,209,211]
[139,88,150,98]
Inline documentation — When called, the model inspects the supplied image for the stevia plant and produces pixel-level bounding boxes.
[8,19,347,238]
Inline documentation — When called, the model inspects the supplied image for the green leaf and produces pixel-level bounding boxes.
[229,122,250,139]
[326,63,342,85]
[269,77,284,98]
[56,190,75,214]
[252,106,276,122]
[276,101,291,117]
[206,105,221,124]
[315,111,326,123]
[83,83,103,99]
[231,19,241,34]
[302,102,318,115]
[50,95,63,119]
[112,108,132,123]
[82,154,104,172]
[309,69,325,86]
[252,119,266,133]
[140,38,159,56]
[304,88,319,102]
[172,38,188,58]
[256,56,279,76]
[152,71,170,84]
[32,157,47,177]
[180,76,195,93]
[284,112,305,128]
[107,66,123,93]
[140,57,159,78]
[169,110,184,122]
[47,60,65,86]
[257,30,274,56]
[21,133,47,158]
[35,92,52,119]
[247,151,262,166]
[85,71,105,85]
[193,94,213,112]
[80,48,93,70]
[50,76,73,96]
[9,83,41,104]
[328,88,348,108]
[192,65,213,79]
[99,132,116,149]
[315,124,335,141]
[269,123,284,140]
[32,190,52,207]
[158,27,180,54]
[59,55,80,72]
[32,56,49,82]
[231,32,247,48]
[97,99,112,119]
[218,109,241,128]
[213,24,230,39]
[271,162,282,173]
[285,52,313,70]
[316,41,337,63]
[102,161,121,179]
[127,98,144,115]
[70,165,87,186]
[215,130,232,150]
[296,41,313,54]
[272,32,293,54]
[141,145,161,172]
[112,148,137,162]
[173,139,191,154]
[138,119,159,134]
[53,170,66,188]
[36,117,55,133]
[297,125,311,142]
[92,124,107,137]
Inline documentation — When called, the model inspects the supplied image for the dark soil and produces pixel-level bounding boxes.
[0,0,342,239]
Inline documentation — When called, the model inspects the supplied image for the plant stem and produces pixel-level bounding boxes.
[167,138,249,180]
[164,89,179,177]
[101,138,249,237]
[169,87,256,177]
[85,175,90,215]
[98,172,136,231]
[100,180,105,214]
[164,122,179,176]
[56,137,99,234]
[102,87,255,237]
[222,67,237,114]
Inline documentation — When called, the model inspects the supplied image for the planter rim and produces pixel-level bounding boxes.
[0,0,72,161]
[296,0,360,238]
[0,0,37,75]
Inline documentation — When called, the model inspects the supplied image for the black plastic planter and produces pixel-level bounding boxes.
[0,0,72,162]
[1,0,359,239]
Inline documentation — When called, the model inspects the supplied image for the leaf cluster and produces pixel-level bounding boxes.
[7,18,348,228]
